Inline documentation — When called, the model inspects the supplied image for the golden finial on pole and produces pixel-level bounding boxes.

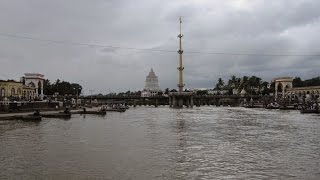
[179,16,182,34]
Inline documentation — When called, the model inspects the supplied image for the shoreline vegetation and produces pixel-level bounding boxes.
[1,75,319,118]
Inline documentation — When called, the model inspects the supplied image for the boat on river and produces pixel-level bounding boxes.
[300,109,320,114]
[244,103,264,108]
[41,113,72,119]
[17,115,42,121]
[80,110,106,115]
[79,108,107,115]
[279,106,296,110]
[105,108,126,112]
[101,105,126,112]
[266,102,280,109]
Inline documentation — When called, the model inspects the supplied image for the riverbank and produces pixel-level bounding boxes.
[0,107,100,120]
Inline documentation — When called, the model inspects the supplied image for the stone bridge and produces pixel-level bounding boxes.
[82,95,271,107]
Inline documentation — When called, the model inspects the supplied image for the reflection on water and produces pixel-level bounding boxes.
[1,107,320,179]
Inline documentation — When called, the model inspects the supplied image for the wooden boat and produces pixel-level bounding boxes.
[80,110,107,115]
[279,106,296,110]
[41,113,72,119]
[266,106,279,109]
[266,103,280,109]
[0,114,41,121]
[105,108,126,112]
[300,109,320,114]
[17,115,42,121]
[244,104,264,108]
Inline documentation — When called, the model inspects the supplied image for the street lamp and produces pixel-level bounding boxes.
[90,89,94,105]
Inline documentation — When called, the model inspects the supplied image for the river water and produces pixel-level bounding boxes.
[0,107,320,179]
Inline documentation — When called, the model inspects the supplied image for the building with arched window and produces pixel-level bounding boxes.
[273,77,320,100]
[0,73,44,101]
[0,80,36,101]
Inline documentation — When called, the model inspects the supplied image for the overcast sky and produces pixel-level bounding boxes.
[0,0,320,94]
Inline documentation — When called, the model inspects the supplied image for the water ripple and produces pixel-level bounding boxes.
[1,106,320,179]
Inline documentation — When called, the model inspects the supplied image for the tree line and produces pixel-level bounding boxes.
[43,79,82,96]
[293,76,320,87]
[213,75,271,95]
[51,76,319,97]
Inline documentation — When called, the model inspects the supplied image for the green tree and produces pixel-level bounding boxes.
[43,79,82,96]
[227,75,241,95]
[170,89,177,92]
[238,76,248,93]
[215,78,225,90]
[196,90,208,96]
[261,81,270,95]
[270,81,275,94]
[164,88,169,95]
[304,76,320,86]
[293,77,304,87]
[43,79,54,95]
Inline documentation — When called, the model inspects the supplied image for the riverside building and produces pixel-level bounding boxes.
[0,73,45,101]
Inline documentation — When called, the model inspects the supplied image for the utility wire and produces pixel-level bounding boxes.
[0,32,320,57]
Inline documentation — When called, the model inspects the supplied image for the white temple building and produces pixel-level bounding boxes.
[141,68,161,97]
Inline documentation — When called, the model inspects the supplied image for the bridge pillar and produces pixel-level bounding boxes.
[185,98,189,107]
[169,92,193,108]
[190,96,194,108]
[172,96,177,107]
[169,96,172,107]
[155,99,158,107]
[178,98,183,108]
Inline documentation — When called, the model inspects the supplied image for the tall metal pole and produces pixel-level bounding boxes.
[90,89,93,105]
[177,17,184,93]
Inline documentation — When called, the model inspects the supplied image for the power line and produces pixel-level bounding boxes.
[0,32,176,52]
[186,51,320,57]
[0,32,320,57]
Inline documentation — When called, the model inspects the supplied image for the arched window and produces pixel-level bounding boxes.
[284,85,289,93]
[11,88,15,96]
[17,88,21,95]
[0,88,5,97]
[277,83,283,93]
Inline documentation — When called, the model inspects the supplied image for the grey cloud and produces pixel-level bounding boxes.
[0,0,319,93]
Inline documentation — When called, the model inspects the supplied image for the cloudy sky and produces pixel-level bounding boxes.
[0,0,320,94]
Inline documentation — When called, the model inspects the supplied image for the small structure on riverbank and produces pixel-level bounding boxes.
[274,77,293,99]
[22,73,45,99]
